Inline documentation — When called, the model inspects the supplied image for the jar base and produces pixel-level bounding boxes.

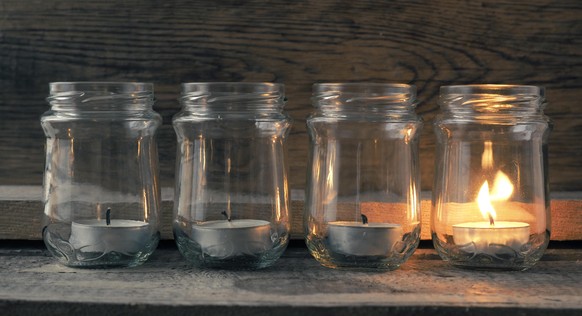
[432,231,549,271]
[174,231,288,270]
[55,251,155,269]
[43,224,159,268]
[306,228,420,270]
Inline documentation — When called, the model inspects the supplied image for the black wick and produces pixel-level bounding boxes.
[106,208,111,226]
[488,213,495,226]
[221,211,232,222]
[361,214,368,225]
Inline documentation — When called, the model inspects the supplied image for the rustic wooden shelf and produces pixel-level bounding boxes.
[0,242,581,315]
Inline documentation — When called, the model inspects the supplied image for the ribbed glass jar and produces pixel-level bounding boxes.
[432,84,551,270]
[172,82,292,269]
[305,83,422,270]
[41,82,161,268]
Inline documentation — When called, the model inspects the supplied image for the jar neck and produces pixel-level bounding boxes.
[179,82,285,113]
[312,83,417,116]
[47,82,154,112]
[439,85,546,118]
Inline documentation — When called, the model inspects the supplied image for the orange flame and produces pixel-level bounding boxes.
[477,171,514,226]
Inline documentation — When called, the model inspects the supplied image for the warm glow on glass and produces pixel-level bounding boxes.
[490,171,513,200]
[311,222,318,235]
[481,141,493,169]
[275,187,281,221]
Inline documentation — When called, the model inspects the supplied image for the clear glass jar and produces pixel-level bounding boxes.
[41,82,161,268]
[432,84,551,270]
[172,82,292,269]
[304,83,422,270]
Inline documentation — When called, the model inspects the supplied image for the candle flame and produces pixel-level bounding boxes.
[477,171,514,226]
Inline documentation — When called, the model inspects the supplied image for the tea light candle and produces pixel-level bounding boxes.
[453,221,530,254]
[69,214,150,254]
[327,216,403,256]
[451,172,531,255]
[191,219,272,258]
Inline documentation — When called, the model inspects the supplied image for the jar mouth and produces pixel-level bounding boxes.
[312,83,417,110]
[314,83,414,98]
[50,82,153,94]
[48,82,154,110]
[439,84,545,113]
[179,82,285,110]
[181,82,283,94]
[440,84,543,97]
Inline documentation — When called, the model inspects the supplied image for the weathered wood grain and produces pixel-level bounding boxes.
[0,0,581,192]
[0,246,581,316]
[2,186,580,241]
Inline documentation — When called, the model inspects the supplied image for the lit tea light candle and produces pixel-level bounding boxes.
[191,212,272,258]
[453,171,530,254]
[69,208,150,254]
[453,221,530,254]
[327,215,403,256]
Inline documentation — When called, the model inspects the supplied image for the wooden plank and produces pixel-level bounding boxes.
[0,246,581,316]
[0,0,581,192]
[1,186,580,241]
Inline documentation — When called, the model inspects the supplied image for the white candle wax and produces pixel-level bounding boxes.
[191,219,272,258]
[69,219,150,254]
[453,221,530,254]
[327,221,404,256]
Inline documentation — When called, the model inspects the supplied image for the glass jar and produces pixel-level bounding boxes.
[432,84,551,270]
[41,82,161,268]
[172,82,292,269]
[304,83,422,270]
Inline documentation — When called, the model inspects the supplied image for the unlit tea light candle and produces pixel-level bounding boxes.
[327,217,403,256]
[453,221,530,254]
[69,219,150,254]
[192,219,273,258]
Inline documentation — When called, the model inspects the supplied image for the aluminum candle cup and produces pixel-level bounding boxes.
[453,221,530,255]
[191,219,273,258]
[327,222,404,256]
[69,219,151,254]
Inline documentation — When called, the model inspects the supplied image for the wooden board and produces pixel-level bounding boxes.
[0,246,581,315]
[1,186,580,241]
[0,0,581,191]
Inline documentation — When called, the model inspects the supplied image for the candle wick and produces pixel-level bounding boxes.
[489,213,495,226]
[106,208,111,226]
[221,211,231,222]
[361,214,368,225]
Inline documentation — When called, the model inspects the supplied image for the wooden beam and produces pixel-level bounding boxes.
[0,0,581,193]
[1,186,580,241]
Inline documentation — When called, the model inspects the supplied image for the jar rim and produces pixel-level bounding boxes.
[313,82,415,94]
[47,82,155,111]
[178,82,286,112]
[49,82,153,95]
[311,83,417,112]
[440,84,543,96]
[181,82,284,94]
